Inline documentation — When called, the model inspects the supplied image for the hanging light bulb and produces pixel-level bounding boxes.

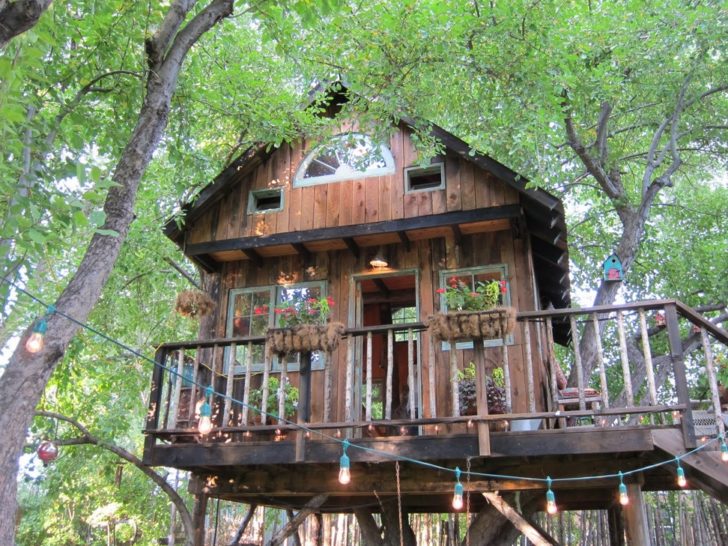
[25,306,55,353]
[452,467,464,510]
[338,440,351,485]
[618,472,629,506]
[676,459,687,487]
[720,435,728,462]
[198,385,214,435]
[546,477,557,515]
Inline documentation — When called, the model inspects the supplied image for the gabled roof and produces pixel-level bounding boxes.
[164,111,571,312]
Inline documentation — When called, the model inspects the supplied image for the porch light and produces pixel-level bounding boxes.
[369,247,388,268]
[675,459,687,487]
[452,467,464,510]
[720,435,728,462]
[339,440,351,484]
[618,472,629,506]
[545,477,557,515]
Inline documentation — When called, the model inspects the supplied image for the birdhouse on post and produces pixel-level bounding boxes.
[602,254,623,282]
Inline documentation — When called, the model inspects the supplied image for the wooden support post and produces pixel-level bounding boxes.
[481,492,557,546]
[242,342,253,425]
[616,311,634,407]
[502,341,512,413]
[278,355,288,426]
[701,327,726,437]
[267,494,328,546]
[168,350,185,430]
[607,506,625,546]
[223,343,236,427]
[545,317,561,428]
[664,303,696,448]
[187,347,201,422]
[144,348,167,458]
[407,328,415,419]
[592,313,610,409]
[261,351,271,425]
[428,334,437,418]
[346,335,356,424]
[296,351,312,462]
[523,320,536,413]
[622,483,652,546]
[449,345,459,417]
[385,330,394,420]
[569,316,586,411]
[192,491,208,546]
[473,342,491,456]
[323,350,333,423]
[365,332,373,422]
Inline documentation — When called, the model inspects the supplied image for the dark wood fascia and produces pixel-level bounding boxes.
[144,428,653,468]
[185,205,522,257]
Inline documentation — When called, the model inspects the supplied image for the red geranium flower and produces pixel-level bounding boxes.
[436,288,446,294]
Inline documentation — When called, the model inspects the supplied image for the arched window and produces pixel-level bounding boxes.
[293,133,395,186]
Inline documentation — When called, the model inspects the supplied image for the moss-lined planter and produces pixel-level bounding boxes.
[266,322,345,357]
[427,307,516,342]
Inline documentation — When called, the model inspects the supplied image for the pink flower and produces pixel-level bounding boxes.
[254,307,265,315]
[436,288,446,294]
[500,280,508,294]
[326,296,335,305]
[274,308,283,314]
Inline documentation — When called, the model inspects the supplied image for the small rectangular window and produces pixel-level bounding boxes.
[405,163,445,193]
[248,188,283,213]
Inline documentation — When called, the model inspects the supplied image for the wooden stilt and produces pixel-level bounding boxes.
[607,506,625,546]
[192,491,208,546]
[267,494,328,546]
[623,482,652,546]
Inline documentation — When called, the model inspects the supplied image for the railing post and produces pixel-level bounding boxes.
[700,327,726,438]
[296,351,312,462]
[665,303,696,448]
[143,347,167,461]
[473,341,491,456]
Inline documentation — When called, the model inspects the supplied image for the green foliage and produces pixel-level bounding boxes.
[438,277,502,312]
[248,376,299,419]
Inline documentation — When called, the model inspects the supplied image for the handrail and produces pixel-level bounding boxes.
[674,301,728,344]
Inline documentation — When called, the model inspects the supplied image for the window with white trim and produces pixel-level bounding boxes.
[226,281,327,373]
[293,133,395,186]
[438,265,512,349]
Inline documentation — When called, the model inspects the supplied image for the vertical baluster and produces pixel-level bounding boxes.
[323,348,333,423]
[502,341,512,413]
[616,311,634,407]
[242,342,253,425]
[701,328,725,437]
[638,310,657,406]
[345,335,356,423]
[545,317,560,415]
[665,304,696,448]
[168,349,185,429]
[592,314,610,409]
[278,355,288,425]
[261,351,271,425]
[144,348,166,455]
[428,334,437,418]
[407,328,415,419]
[210,345,218,428]
[569,316,586,411]
[223,343,236,427]
[523,320,536,413]
[187,347,201,422]
[385,329,394,420]
[449,344,460,417]
[365,332,373,422]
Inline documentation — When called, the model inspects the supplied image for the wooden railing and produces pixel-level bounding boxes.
[143,300,727,455]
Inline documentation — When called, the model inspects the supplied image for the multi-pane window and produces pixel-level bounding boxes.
[293,133,395,186]
[226,282,327,373]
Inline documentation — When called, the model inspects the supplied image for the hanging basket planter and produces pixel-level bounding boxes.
[427,307,516,342]
[266,322,346,357]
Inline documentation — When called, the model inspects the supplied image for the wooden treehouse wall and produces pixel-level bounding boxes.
[184,124,550,423]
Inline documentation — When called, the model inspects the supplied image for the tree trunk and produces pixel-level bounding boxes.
[0,0,52,48]
[0,2,234,544]
[354,509,384,546]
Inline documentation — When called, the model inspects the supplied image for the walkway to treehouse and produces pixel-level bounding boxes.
[143,300,728,512]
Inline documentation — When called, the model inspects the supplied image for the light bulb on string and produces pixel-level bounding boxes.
[675,458,687,488]
[452,467,464,510]
[618,472,629,506]
[546,477,557,515]
[720,435,728,462]
[25,305,55,353]
[198,385,214,435]
[338,440,351,485]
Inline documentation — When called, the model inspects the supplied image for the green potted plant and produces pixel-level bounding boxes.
[249,376,299,421]
[428,277,515,341]
[265,295,345,356]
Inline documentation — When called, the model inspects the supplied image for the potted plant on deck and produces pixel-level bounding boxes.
[427,277,516,341]
[265,295,345,357]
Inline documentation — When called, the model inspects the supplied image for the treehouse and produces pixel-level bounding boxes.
[143,100,728,544]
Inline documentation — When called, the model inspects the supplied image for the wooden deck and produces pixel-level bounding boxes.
[143,299,728,512]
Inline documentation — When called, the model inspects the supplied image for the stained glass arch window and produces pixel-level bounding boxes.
[293,133,395,186]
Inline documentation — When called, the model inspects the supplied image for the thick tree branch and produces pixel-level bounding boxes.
[595,101,611,164]
[35,410,194,545]
[0,0,52,48]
